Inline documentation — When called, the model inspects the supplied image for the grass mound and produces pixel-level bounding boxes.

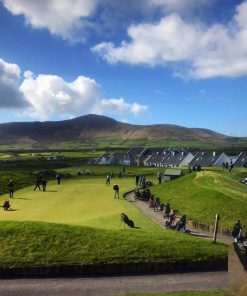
[0,221,227,267]
[151,169,247,228]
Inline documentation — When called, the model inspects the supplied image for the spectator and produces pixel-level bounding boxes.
[41,174,47,192]
[113,184,119,198]
[106,174,110,186]
[157,171,162,184]
[135,175,140,186]
[3,199,10,210]
[7,179,14,198]
[34,175,41,191]
[56,173,61,185]
[232,220,242,242]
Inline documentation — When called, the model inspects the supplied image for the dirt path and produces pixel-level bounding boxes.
[0,272,228,296]
[125,192,233,245]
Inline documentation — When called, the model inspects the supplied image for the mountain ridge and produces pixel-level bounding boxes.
[0,114,245,148]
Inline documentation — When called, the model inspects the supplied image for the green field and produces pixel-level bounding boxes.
[151,168,247,228]
[0,174,227,267]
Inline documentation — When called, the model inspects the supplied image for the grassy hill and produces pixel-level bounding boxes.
[0,114,246,149]
[151,168,247,228]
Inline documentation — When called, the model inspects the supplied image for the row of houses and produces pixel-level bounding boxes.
[97,146,247,168]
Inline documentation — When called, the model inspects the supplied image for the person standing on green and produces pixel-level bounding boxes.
[34,175,41,191]
[7,179,14,198]
[56,173,61,185]
[113,184,119,198]
[41,174,47,192]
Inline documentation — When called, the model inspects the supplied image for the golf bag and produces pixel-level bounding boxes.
[120,213,135,228]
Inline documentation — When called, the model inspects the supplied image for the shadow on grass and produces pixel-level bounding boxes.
[44,190,58,192]
[14,197,32,200]
[0,206,18,211]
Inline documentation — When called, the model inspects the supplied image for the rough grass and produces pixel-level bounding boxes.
[0,170,34,196]
[151,168,247,228]
[0,221,227,267]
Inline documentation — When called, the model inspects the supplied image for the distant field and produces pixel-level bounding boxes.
[151,168,247,228]
[1,136,247,149]
[0,150,106,159]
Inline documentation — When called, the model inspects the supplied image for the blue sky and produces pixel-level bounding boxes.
[0,0,246,136]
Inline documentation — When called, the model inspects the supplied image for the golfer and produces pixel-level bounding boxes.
[113,184,119,198]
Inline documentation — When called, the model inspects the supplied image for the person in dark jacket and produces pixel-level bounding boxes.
[113,184,119,198]
[34,175,41,191]
[7,179,14,198]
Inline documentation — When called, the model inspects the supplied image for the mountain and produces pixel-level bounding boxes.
[0,114,245,149]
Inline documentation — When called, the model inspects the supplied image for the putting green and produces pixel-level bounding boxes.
[0,177,160,231]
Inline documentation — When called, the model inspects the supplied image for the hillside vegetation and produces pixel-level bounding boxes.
[0,114,246,149]
[151,168,247,228]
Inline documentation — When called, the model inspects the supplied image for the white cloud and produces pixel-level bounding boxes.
[0,58,147,119]
[2,0,98,42]
[19,72,147,120]
[95,98,148,116]
[92,1,247,79]
[0,58,28,108]
[2,0,213,42]
[148,0,211,13]
[130,102,148,115]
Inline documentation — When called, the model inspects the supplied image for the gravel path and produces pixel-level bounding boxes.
[0,272,228,296]
[125,192,233,245]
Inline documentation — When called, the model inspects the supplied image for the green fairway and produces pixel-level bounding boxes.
[0,177,159,230]
[0,174,227,267]
[151,168,247,228]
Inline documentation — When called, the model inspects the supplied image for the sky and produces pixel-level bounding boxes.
[0,0,246,137]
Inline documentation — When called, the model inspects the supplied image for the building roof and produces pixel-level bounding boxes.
[127,146,147,156]
[161,150,189,166]
[189,151,222,166]
[164,169,182,176]
[234,152,247,166]
[145,152,166,164]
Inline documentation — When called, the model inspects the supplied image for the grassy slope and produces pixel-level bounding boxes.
[0,176,227,267]
[0,170,34,196]
[0,221,226,267]
[151,168,247,228]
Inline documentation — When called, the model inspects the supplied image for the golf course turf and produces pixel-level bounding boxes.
[0,175,227,267]
[151,168,247,228]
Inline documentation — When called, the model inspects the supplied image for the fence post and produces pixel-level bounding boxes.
[213,214,220,243]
